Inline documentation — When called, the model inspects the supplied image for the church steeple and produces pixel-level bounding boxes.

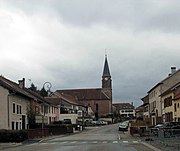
[102,55,111,78]
[102,55,112,88]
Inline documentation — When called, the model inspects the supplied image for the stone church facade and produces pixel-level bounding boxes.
[56,55,112,118]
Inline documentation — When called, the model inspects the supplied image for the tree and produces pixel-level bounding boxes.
[40,87,48,97]
[29,83,37,92]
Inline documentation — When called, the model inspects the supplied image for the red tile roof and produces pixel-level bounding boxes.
[0,76,49,104]
[56,88,110,101]
[0,76,33,99]
[113,103,134,110]
[45,93,86,107]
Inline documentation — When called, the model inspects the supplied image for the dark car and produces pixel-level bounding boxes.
[163,125,180,137]
[151,123,164,135]
[151,122,180,136]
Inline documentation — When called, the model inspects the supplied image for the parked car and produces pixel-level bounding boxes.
[118,122,128,131]
[151,122,180,136]
[92,120,108,126]
[151,123,164,135]
[163,125,180,137]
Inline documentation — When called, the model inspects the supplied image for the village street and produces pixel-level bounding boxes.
[1,123,157,151]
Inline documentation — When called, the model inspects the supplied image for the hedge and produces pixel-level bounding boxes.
[46,124,73,135]
[0,130,28,142]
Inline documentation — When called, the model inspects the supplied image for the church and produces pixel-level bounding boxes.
[55,55,112,119]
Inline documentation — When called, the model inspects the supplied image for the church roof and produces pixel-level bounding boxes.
[56,88,111,100]
[102,55,111,77]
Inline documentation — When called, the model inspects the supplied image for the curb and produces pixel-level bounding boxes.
[0,143,22,150]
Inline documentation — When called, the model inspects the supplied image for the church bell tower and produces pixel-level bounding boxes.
[102,55,112,89]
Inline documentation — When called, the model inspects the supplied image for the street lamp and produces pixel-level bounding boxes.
[43,82,52,96]
[42,82,52,137]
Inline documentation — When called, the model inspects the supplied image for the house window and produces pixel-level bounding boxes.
[35,106,40,114]
[16,122,18,130]
[12,121,15,130]
[17,105,19,114]
[164,96,172,108]
[19,106,22,114]
[174,103,177,112]
[13,103,15,113]
[19,122,21,130]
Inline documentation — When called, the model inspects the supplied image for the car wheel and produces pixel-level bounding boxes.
[164,131,171,138]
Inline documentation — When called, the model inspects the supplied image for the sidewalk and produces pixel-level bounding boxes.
[0,129,83,150]
[140,135,180,151]
[0,142,22,150]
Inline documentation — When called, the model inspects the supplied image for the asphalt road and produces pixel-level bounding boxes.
[2,123,156,151]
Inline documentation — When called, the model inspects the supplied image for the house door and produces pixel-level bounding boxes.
[22,115,26,129]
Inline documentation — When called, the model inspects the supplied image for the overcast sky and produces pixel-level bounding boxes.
[1,0,180,107]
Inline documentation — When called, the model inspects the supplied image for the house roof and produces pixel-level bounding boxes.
[0,76,49,104]
[160,82,180,97]
[113,103,134,110]
[45,92,86,107]
[174,93,180,100]
[135,104,144,112]
[148,68,180,93]
[56,88,111,100]
[0,76,33,99]
[141,95,149,104]
[147,82,163,93]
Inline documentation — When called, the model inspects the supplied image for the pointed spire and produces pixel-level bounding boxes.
[102,54,111,77]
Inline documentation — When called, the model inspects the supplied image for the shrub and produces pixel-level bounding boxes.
[0,130,28,142]
[46,124,73,135]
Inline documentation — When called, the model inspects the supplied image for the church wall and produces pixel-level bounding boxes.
[79,99,112,117]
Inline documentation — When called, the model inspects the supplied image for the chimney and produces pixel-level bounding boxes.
[18,78,25,89]
[171,67,176,74]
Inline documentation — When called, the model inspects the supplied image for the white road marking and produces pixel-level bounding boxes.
[70,141,77,144]
[133,141,138,143]
[60,141,68,144]
[113,141,118,143]
[92,141,98,143]
[102,141,107,144]
[123,141,128,143]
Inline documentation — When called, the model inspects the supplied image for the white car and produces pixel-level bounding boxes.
[119,122,128,131]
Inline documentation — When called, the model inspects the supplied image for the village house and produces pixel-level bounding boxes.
[45,92,92,124]
[0,76,32,130]
[113,102,135,120]
[148,67,180,125]
[160,82,180,122]
[141,95,150,119]
[0,76,60,130]
[173,84,180,122]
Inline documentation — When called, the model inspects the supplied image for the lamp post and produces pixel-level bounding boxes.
[42,82,52,137]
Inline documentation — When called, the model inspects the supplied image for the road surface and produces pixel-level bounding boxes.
[2,123,156,151]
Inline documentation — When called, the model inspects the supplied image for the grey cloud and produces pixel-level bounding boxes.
[3,0,180,32]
